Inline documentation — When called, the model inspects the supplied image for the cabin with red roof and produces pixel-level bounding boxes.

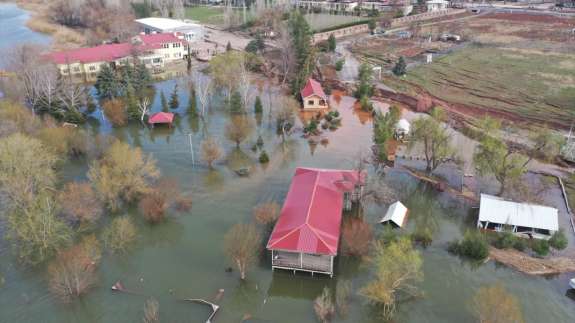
[300,78,328,110]
[148,112,174,127]
[266,167,365,277]
[48,33,187,80]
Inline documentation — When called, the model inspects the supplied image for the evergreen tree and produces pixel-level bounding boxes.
[188,86,198,116]
[255,33,265,52]
[125,84,140,120]
[289,11,315,96]
[226,41,232,52]
[95,65,118,100]
[160,91,168,112]
[229,91,243,114]
[245,40,259,53]
[119,64,135,96]
[132,63,152,94]
[254,96,263,114]
[393,57,407,76]
[368,19,377,35]
[169,84,179,109]
[327,34,336,52]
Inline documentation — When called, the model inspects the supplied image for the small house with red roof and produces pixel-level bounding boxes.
[266,167,365,277]
[48,33,187,79]
[148,112,175,127]
[300,78,328,110]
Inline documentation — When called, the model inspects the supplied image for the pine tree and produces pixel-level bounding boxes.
[288,11,314,96]
[229,91,243,114]
[85,87,97,114]
[160,91,168,112]
[125,84,140,120]
[226,41,232,52]
[95,65,118,100]
[169,84,179,109]
[327,34,336,52]
[254,96,263,114]
[393,57,407,76]
[132,63,152,94]
[188,86,198,116]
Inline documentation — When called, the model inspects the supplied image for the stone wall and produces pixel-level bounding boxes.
[312,24,370,43]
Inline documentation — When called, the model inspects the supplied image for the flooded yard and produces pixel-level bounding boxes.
[1,3,575,323]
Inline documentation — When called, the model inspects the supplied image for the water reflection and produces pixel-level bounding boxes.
[202,169,224,191]
[267,271,331,301]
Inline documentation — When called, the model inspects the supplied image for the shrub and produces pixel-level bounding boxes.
[314,287,335,323]
[493,232,516,249]
[259,150,270,164]
[102,99,127,127]
[342,217,373,257]
[359,95,373,112]
[139,190,167,223]
[201,137,223,168]
[102,217,137,253]
[59,182,102,225]
[412,227,433,247]
[335,59,345,71]
[513,237,528,251]
[531,239,549,257]
[549,230,568,250]
[448,231,489,261]
[253,202,280,225]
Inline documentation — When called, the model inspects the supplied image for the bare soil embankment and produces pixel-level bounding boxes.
[489,247,575,275]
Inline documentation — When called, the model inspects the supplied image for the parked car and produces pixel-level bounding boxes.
[396,31,412,39]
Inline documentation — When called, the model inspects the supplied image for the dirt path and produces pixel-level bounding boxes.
[489,247,575,275]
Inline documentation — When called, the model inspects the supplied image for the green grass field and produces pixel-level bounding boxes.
[405,45,575,127]
[185,6,224,25]
[304,13,366,32]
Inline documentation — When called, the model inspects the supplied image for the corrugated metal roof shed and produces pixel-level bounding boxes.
[478,194,558,231]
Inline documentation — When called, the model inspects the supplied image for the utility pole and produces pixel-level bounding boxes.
[188,133,195,166]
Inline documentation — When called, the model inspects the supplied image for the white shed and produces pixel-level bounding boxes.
[135,17,204,42]
[477,194,559,240]
[394,119,410,140]
[380,201,408,228]
[426,0,448,12]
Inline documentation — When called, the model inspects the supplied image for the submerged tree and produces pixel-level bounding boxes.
[225,116,253,148]
[102,216,137,253]
[314,287,335,323]
[201,137,223,168]
[58,182,103,226]
[288,11,315,96]
[336,279,352,318]
[143,297,160,323]
[0,133,58,208]
[48,235,101,302]
[224,223,261,280]
[471,283,525,323]
[327,33,336,52]
[6,194,73,265]
[160,91,168,112]
[341,217,373,257]
[253,201,280,226]
[88,141,160,211]
[169,84,179,109]
[408,107,455,173]
[360,237,423,319]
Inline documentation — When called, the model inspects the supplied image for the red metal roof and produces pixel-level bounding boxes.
[148,112,174,124]
[300,78,327,101]
[266,168,364,256]
[49,33,184,64]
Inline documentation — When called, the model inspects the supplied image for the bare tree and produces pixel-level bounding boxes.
[314,287,335,323]
[58,182,103,225]
[224,223,261,280]
[195,73,212,118]
[253,201,280,225]
[277,23,295,86]
[201,137,223,168]
[138,97,151,123]
[225,116,253,148]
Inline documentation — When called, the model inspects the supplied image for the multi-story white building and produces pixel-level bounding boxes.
[48,33,187,78]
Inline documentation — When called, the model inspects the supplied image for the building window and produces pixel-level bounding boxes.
[88,66,96,71]
[308,100,314,106]
[62,68,69,74]
[162,43,169,49]
[173,43,180,48]
[153,58,162,63]
[319,99,326,106]
[165,54,169,58]
[73,67,80,72]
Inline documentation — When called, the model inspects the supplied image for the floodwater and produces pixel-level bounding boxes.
[0,3,50,52]
[1,5,575,323]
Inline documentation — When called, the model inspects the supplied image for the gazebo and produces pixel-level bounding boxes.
[148,112,174,127]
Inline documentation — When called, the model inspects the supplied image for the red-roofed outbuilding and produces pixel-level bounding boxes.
[148,112,174,127]
[300,78,328,110]
[267,167,365,277]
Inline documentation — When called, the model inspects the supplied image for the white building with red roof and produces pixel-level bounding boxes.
[300,78,329,110]
[48,33,187,79]
[266,167,365,277]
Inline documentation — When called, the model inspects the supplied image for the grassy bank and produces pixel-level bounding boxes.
[405,45,575,127]
[185,6,225,25]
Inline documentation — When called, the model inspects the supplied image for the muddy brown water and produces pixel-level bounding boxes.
[1,4,575,322]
